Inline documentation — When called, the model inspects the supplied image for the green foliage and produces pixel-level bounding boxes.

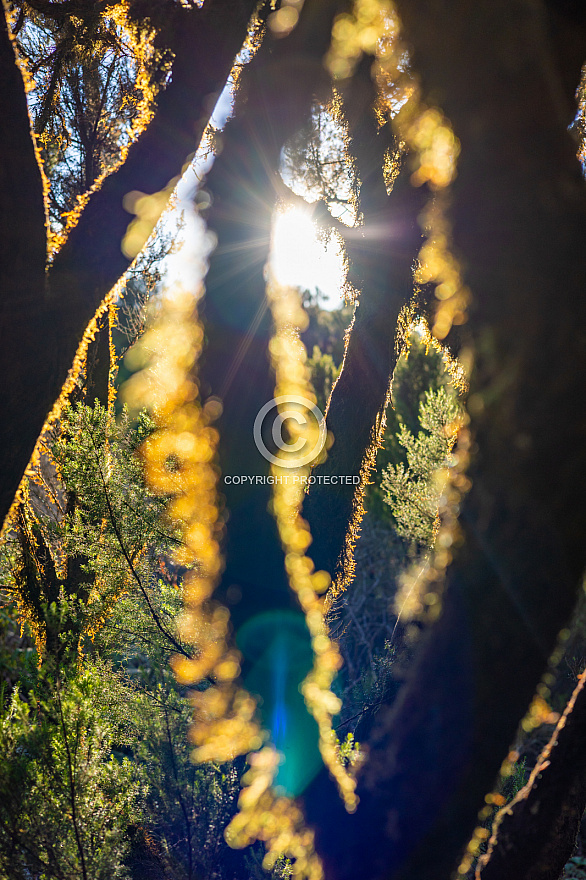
[364,331,452,523]
[11,0,169,225]
[0,665,141,880]
[0,402,266,880]
[381,384,460,548]
[306,345,340,412]
[563,857,586,880]
[0,338,462,880]
[52,402,177,642]
[0,598,36,693]
[336,732,363,770]
[391,333,449,434]
[97,661,242,880]
[0,402,178,661]
[302,319,462,735]
[301,297,353,369]
[501,756,529,801]
[281,102,356,227]
[0,326,460,880]
[299,296,352,413]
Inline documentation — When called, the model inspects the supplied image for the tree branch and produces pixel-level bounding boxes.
[303,61,425,587]
[477,669,586,880]
[55,683,89,880]
[0,10,49,523]
[0,0,261,528]
[87,426,191,659]
[304,1,586,877]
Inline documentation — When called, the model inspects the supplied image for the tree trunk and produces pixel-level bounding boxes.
[477,670,586,880]
[303,71,425,585]
[303,2,586,878]
[0,13,50,528]
[198,0,349,628]
[0,0,259,528]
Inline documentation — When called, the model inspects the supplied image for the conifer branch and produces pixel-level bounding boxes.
[55,682,89,880]
[87,426,191,659]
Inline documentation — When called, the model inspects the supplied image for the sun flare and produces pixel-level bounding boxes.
[270,206,346,306]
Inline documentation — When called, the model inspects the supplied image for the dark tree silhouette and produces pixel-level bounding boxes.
[2,1,586,879]
[0,0,259,523]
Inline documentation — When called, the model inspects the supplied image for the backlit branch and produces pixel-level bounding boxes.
[0,0,261,528]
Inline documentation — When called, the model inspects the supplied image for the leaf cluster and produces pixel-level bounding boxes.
[0,403,271,879]
[381,384,460,548]
[0,665,142,880]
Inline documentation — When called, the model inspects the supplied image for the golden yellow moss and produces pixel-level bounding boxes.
[264,273,364,813]
[225,747,324,880]
[123,255,327,875]
[123,277,263,764]
[47,1,163,257]
[108,299,119,414]
[12,494,48,658]
[326,0,469,346]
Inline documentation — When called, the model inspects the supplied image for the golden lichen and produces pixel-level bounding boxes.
[122,274,263,764]
[108,299,120,414]
[414,198,471,341]
[268,0,306,39]
[122,236,327,875]
[122,182,179,260]
[265,273,363,813]
[46,1,164,257]
[1,277,125,543]
[326,0,468,345]
[325,0,397,84]
[225,746,324,880]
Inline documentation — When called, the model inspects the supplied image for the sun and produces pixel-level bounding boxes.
[270,205,346,306]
